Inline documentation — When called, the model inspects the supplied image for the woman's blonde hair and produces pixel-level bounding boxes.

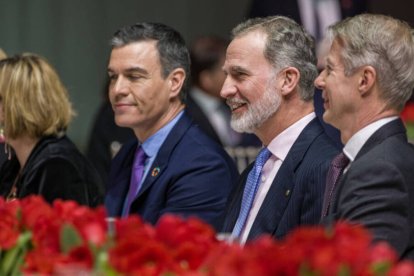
[0,53,75,139]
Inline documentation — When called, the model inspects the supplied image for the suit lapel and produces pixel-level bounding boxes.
[355,119,407,160]
[329,118,407,218]
[106,139,137,216]
[248,118,324,240]
[135,113,194,199]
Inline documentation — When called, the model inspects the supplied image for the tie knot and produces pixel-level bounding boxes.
[332,152,349,168]
[255,147,272,167]
[134,146,147,168]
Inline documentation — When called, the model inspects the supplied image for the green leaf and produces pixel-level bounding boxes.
[337,265,351,276]
[60,223,83,254]
[371,262,392,276]
[0,231,32,276]
[94,251,118,276]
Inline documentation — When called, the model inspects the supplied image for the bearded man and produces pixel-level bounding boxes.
[220,16,339,243]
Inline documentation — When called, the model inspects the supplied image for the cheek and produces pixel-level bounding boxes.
[243,79,268,100]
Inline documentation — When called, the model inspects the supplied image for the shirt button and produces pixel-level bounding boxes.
[285,189,291,196]
[261,175,266,182]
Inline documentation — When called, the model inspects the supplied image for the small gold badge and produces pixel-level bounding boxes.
[151,167,160,177]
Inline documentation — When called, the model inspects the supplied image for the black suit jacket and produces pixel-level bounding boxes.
[327,119,414,259]
[222,118,339,241]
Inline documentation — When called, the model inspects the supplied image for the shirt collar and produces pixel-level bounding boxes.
[267,112,316,161]
[141,110,184,158]
[343,116,398,161]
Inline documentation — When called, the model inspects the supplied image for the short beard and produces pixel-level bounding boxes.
[230,85,281,133]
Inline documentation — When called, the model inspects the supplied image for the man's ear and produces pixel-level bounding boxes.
[169,68,186,98]
[358,65,376,96]
[279,67,300,96]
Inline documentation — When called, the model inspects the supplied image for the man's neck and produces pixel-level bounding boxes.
[256,102,314,145]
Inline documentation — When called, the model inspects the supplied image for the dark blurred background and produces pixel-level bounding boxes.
[0,0,412,152]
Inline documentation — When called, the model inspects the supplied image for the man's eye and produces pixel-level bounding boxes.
[128,75,142,81]
[233,71,247,79]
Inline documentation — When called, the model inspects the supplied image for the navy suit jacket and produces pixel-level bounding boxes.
[222,118,339,241]
[105,112,239,230]
[326,119,414,259]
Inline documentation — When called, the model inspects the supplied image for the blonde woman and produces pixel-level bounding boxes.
[0,54,103,206]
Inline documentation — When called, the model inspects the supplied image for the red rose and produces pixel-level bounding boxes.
[23,248,65,274]
[20,195,54,229]
[369,242,398,264]
[0,200,20,249]
[63,245,94,268]
[389,261,414,276]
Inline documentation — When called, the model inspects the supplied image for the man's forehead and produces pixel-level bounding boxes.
[109,41,160,68]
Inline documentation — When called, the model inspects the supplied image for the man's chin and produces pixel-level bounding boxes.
[230,119,255,134]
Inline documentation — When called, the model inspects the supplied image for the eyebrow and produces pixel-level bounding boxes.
[107,66,149,76]
[227,65,250,75]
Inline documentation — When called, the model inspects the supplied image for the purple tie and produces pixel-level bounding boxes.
[321,152,350,218]
[122,146,147,216]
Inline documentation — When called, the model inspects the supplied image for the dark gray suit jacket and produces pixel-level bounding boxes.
[326,119,414,259]
[222,118,339,241]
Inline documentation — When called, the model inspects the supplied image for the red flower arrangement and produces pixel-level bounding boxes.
[0,195,413,275]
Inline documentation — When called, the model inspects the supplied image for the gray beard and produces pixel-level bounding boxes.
[230,87,281,133]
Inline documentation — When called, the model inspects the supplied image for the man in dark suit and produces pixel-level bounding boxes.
[248,0,367,150]
[316,14,414,259]
[220,16,339,243]
[104,22,239,230]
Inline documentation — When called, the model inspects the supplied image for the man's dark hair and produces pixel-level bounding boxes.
[111,22,190,102]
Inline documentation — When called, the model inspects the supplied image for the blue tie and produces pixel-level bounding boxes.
[232,147,271,238]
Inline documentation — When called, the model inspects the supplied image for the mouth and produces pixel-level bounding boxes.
[226,99,248,113]
[113,102,137,112]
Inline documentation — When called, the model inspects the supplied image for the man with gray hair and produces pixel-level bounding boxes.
[104,22,239,230]
[316,14,414,259]
[221,16,339,243]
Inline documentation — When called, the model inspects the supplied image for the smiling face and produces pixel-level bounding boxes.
[220,31,281,134]
[108,40,177,140]
[314,39,361,131]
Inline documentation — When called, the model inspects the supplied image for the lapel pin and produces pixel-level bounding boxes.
[151,167,160,177]
[285,189,291,197]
